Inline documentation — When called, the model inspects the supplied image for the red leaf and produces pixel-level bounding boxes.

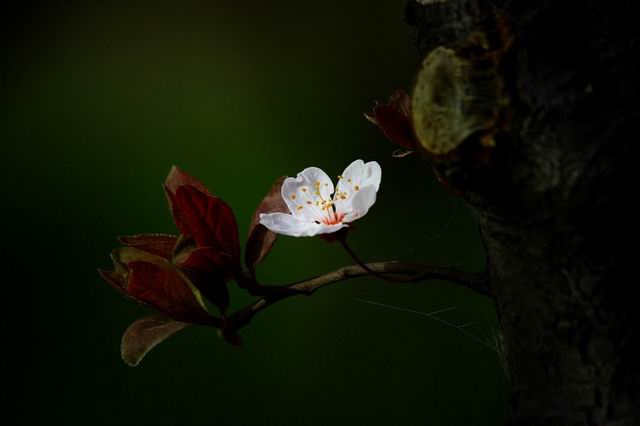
[174,246,232,314]
[127,261,211,324]
[163,166,211,234]
[121,315,190,367]
[388,89,411,116]
[245,176,288,269]
[174,245,233,275]
[164,165,211,196]
[97,268,128,296]
[163,188,189,235]
[112,247,212,324]
[118,234,177,259]
[366,89,417,150]
[162,167,240,268]
[173,185,240,263]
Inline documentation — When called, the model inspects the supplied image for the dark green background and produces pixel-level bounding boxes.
[3,1,505,424]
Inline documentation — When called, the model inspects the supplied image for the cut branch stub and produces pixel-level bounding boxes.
[411,45,503,156]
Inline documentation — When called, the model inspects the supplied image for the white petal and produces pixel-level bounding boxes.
[281,166,335,223]
[259,212,346,237]
[334,160,381,215]
[343,185,377,223]
[340,159,381,191]
[259,213,317,237]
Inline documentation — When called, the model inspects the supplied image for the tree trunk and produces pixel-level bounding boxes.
[405,1,639,424]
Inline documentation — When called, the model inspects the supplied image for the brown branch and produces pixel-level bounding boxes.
[339,239,416,283]
[224,261,488,332]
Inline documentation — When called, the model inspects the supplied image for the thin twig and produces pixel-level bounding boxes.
[339,239,413,283]
[224,261,489,331]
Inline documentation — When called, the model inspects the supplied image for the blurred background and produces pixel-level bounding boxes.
[2,0,505,424]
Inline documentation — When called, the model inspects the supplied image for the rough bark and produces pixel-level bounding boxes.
[405,1,639,424]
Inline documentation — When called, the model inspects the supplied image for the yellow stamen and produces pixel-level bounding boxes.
[354,185,360,191]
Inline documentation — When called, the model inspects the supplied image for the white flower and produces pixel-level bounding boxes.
[259,159,382,237]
